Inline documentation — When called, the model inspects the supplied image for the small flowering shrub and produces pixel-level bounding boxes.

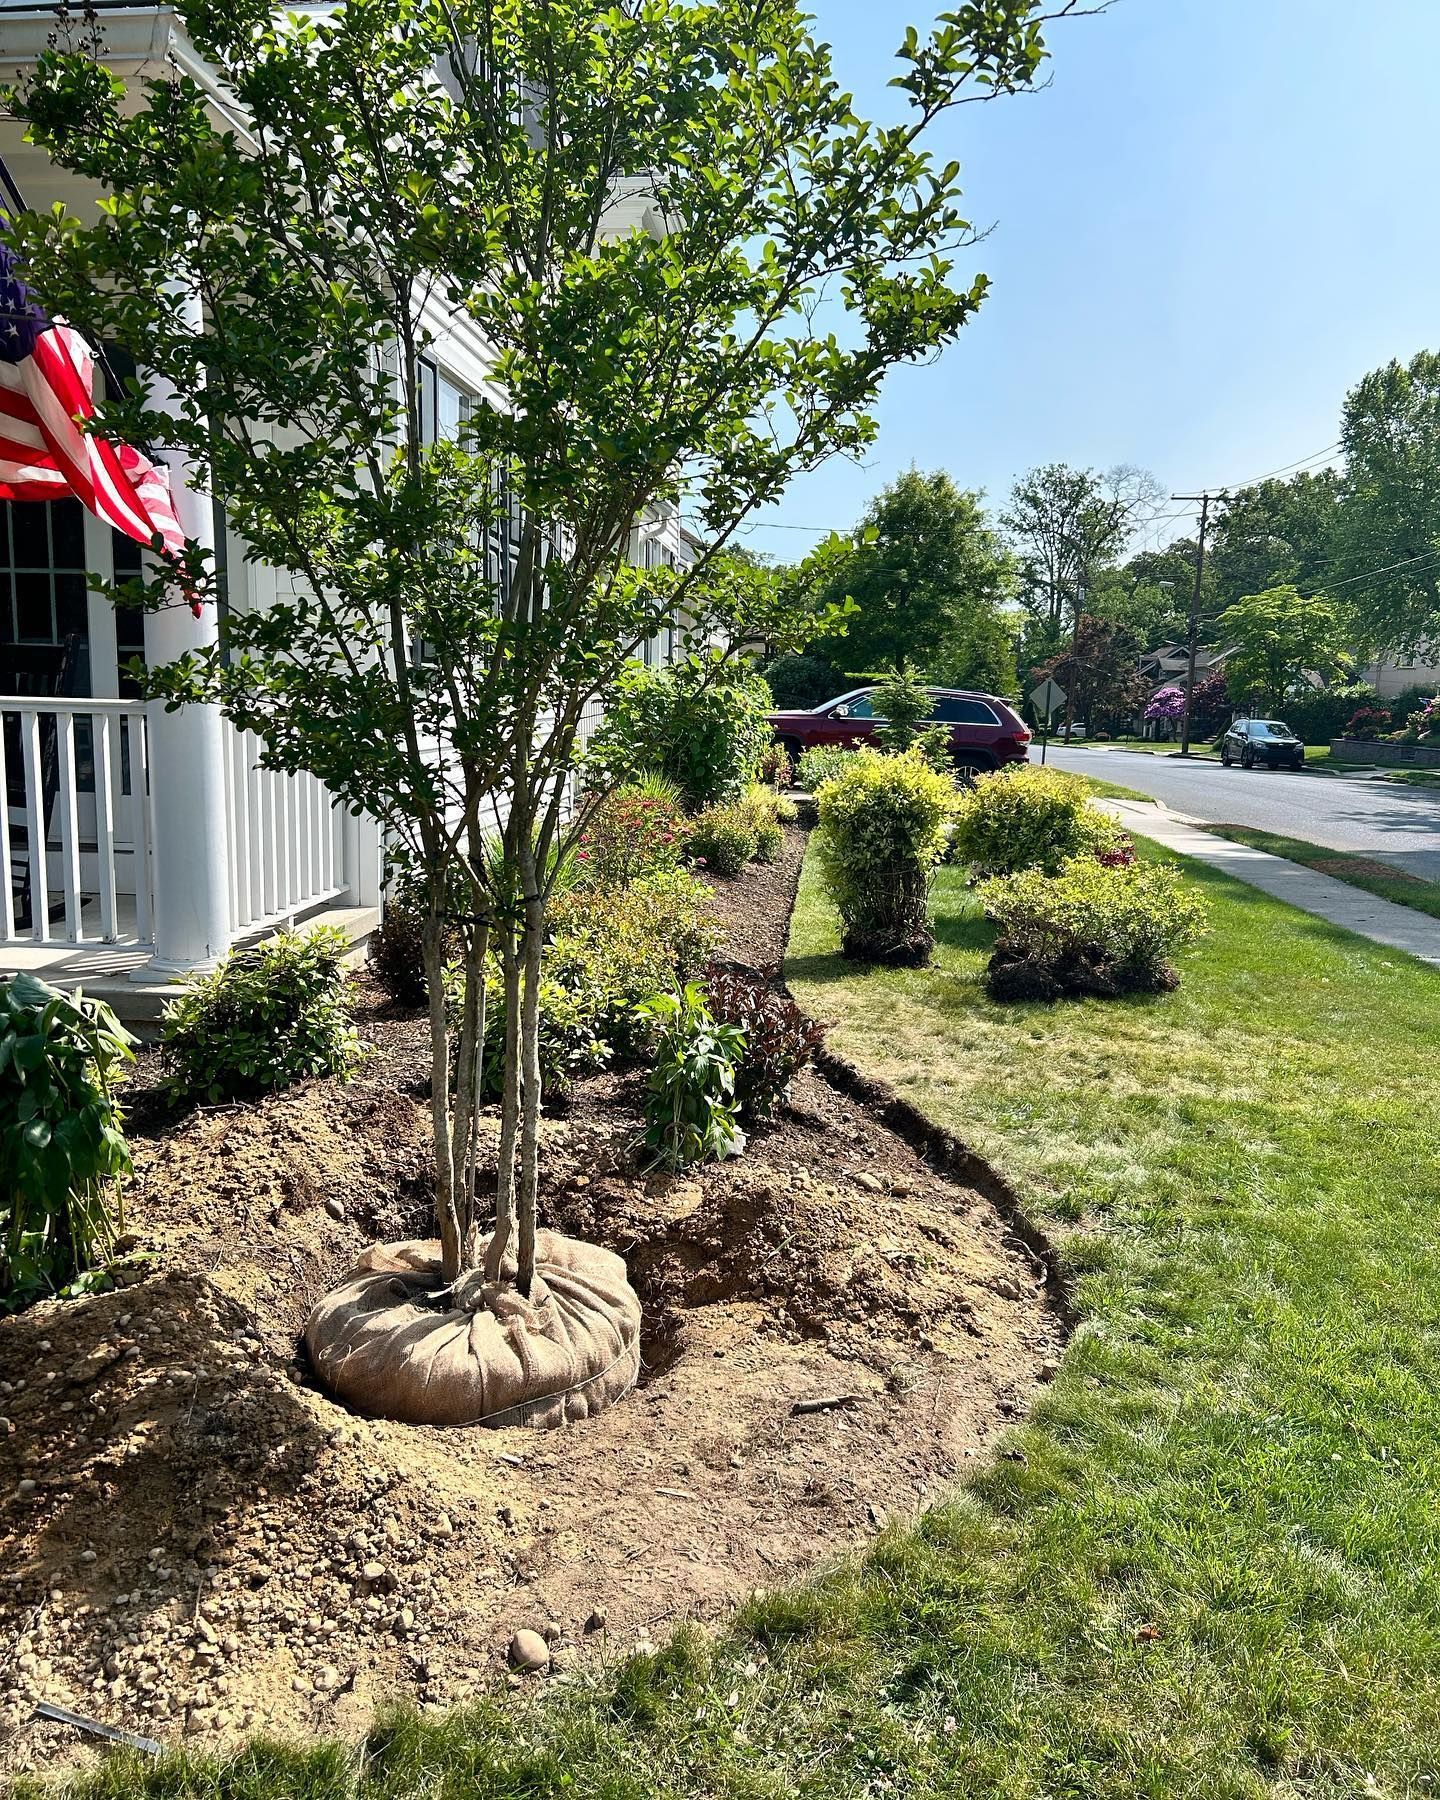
[577,778,688,887]
[689,802,760,877]
[979,856,1209,1002]
[814,749,959,965]
[164,927,362,1102]
[702,967,824,1124]
[1397,696,1440,743]
[796,744,853,792]
[951,765,1125,876]
[1344,706,1392,741]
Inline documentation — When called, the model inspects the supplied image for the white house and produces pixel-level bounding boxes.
[0,6,692,1018]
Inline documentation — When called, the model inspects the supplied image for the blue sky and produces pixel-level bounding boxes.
[746,0,1440,560]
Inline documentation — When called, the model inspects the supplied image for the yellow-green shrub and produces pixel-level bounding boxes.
[951,765,1125,875]
[813,749,959,964]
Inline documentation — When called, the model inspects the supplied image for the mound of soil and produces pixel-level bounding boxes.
[0,825,1063,1776]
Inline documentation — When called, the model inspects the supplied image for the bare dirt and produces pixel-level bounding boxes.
[0,825,1064,1778]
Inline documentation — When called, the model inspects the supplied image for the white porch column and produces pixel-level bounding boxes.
[134,284,233,978]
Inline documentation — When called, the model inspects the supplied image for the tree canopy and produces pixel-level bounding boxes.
[1210,471,1343,614]
[1335,350,1440,653]
[812,468,1016,686]
[1219,585,1347,707]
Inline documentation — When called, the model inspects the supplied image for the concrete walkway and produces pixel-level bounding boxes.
[1109,799,1440,968]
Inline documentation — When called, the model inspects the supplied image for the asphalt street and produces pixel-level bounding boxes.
[1040,745,1440,881]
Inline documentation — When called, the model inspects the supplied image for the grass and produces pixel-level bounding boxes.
[1198,823,1440,921]
[1072,773,1154,805]
[21,847,1440,1798]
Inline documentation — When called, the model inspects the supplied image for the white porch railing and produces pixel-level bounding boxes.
[0,701,353,953]
[0,698,153,948]
[222,724,347,933]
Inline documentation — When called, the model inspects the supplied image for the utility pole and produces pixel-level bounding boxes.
[1172,491,1223,757]
[1060,577,1085,742]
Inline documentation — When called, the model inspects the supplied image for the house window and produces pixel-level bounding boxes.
[0,499,89,694]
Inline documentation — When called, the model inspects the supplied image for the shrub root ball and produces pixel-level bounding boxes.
[304,1232,641,1427]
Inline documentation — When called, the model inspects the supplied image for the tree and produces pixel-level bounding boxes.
[1219,586,1347,709]
[1335,350,1440,652]
[1031,614,1147,733]
[1209,471,1342,613]
[933,604,1019,696]
[1003,462,1164,637]
[12,0,1074,1342]
[1087,540,1202,646]
[812,469,1015,677]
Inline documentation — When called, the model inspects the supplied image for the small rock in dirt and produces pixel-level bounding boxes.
[314,1664,341,1691]
[992,1276,1023,1301]
[854,1172,884,1194]
[431,1514,454,1540]
[1039,1358,1061,1382]
[541,1620,562,1645]
[15,1479,35,1496]
[324,1197,346,1222]
[583,1609,607,1634]
[509,1630,550,1673]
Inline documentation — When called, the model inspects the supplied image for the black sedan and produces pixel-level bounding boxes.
[1220,718,1305,771]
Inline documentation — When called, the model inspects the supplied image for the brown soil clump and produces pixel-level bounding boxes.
[0,825,1063,1776]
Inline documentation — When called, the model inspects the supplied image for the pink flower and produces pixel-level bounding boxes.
[576,850,590,861]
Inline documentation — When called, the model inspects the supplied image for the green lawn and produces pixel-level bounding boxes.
[23,848,1440,1798]
[1199,823,1440,921]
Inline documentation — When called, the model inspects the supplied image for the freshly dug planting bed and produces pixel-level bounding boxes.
[0,826,1064,1777]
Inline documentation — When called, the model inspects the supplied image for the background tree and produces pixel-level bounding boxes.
[13,0,1073,1320]
[1220,585,1347,709]
[812,469,1015,679]
[1210,470,1343,613]
[1087,540,1202,646]
[1334,350,1440,653]
[1003,461,1164,661]
[1031,614,1147,733]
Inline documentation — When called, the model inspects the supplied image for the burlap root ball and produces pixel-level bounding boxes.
[304,1232,642,1428]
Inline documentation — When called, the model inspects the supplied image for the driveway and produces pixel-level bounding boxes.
[1040,746,1440,881]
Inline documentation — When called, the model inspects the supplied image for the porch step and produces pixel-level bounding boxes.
[1,903,381,1029]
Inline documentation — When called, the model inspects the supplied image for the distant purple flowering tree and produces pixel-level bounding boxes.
[1145,684,1187,724]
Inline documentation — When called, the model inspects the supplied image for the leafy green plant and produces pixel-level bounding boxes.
[739,784,788,864]
[978,856,1210,1001]
[592,654,774,809]
[638,983,747,1170]
[163,927,362,1103]
[813,749,959,964]
[873,664,932,753]
[796,744,855,792]
[576,778,688,888]
[702,968,824,1124]
[688,803,761,878]
[950,764,1126,876]
[1,975,135,1311]
[759,742,794,789]
[462,869,725,1095]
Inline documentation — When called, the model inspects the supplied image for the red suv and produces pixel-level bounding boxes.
[769,687,1031,781]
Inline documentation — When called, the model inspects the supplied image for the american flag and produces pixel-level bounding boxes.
[0,209,192,592]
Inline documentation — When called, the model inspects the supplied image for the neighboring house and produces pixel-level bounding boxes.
[0,8,687,1017]
[1362,651,1440,701]
[1135,644,1235,737]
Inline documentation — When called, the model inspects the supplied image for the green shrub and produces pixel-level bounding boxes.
[370,890,429,1007]
[468,870,723,1096]
[1,975,134,1311]
[592,654,773,808]
[978,856,1209,1002]
[796,744,854,792]
[761,651,849,710]
[689,802,760,877]
[758,741,794,788]
[702,967,824,1124]
[813,749,959,965]
[577,777,688,888]
[638,983,747,1170]
[951,765,1125,876]
[738,784,787,864]
[163,926,362,1102]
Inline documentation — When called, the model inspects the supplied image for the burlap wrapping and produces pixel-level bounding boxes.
[304,1232,642,1428]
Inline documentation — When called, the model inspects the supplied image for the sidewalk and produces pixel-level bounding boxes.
[1108,799,1440,968]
